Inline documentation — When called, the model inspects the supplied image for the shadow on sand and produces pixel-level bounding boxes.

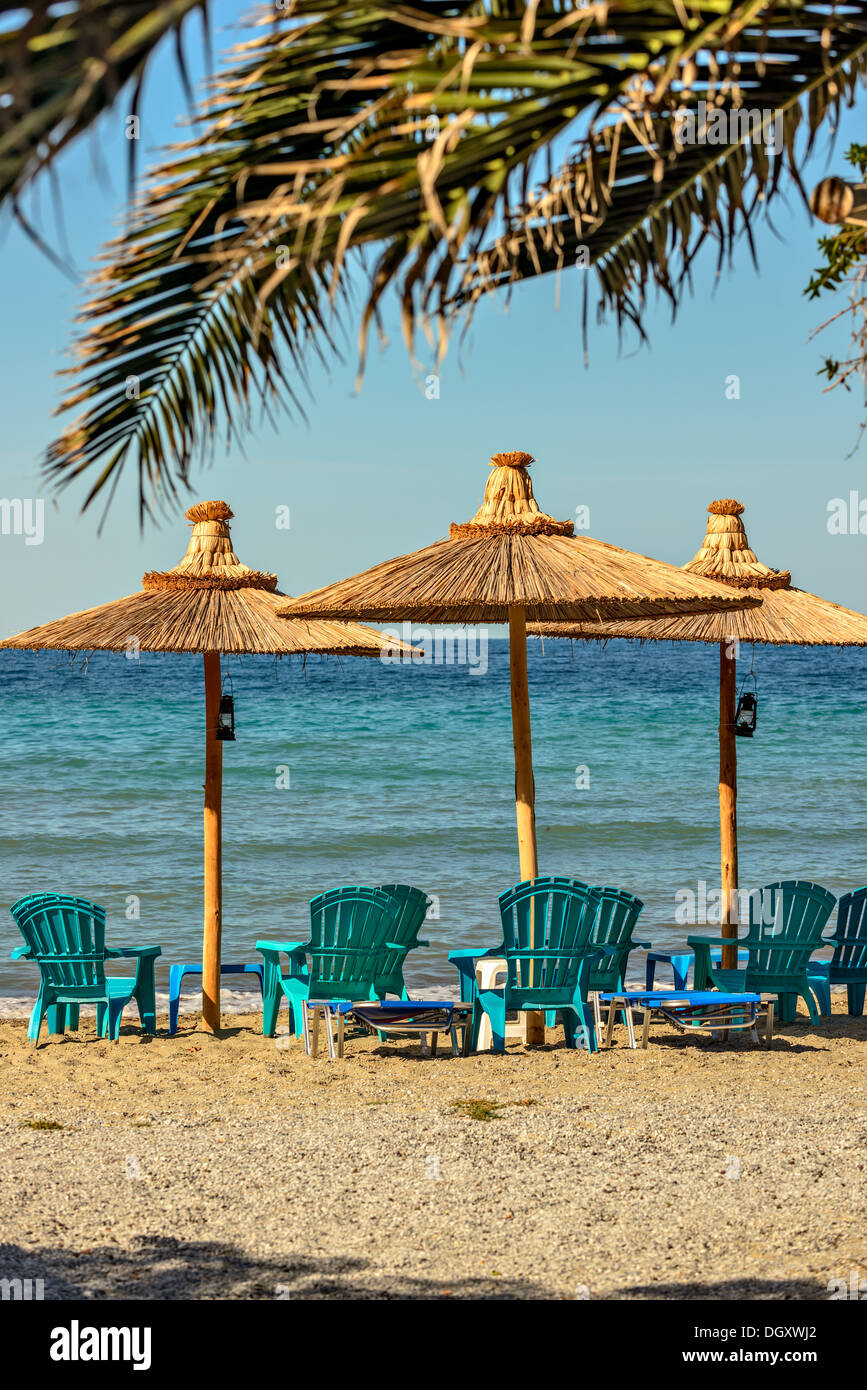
[0,1237,832,1300]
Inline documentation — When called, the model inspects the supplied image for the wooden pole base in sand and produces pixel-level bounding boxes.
[509,605,544,1044]
[719,642,739,970]
[202,652,223,1032]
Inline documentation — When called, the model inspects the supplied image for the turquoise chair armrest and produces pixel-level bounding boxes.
[633,939,653,950]
[688,937,720,990]
[691,935,817,954]
[256,940,309,983]
[753,941,825,957]
[415,940,430,949]
[107,946,161,959]
[448,947,502,1005]
[687,936,741,948]
[755,938,819,949]
[10,945,32,961]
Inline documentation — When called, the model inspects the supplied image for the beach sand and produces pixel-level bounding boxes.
[1,1001,865,1301]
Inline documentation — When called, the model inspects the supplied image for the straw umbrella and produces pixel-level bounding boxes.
[277,453,758,1038]
[0,500,415,1031]
[532,497,867,967]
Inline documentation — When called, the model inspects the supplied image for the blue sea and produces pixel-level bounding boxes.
[2,639,866,996]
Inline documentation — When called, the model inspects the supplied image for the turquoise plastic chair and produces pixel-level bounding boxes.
[586,887,649,991]
[689,879,835,1025]
[257,886,407,1037]
[544,884,648,1025]
[808,887,867,1017]
[375,884,431,998]
[10,894,161,1045]
[10,892,80,1034]
[470,878,604,1053]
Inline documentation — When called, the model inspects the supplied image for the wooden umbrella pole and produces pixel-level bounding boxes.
[509,604,544,1043]
[202,652,223,1032]
[719,642,739,970]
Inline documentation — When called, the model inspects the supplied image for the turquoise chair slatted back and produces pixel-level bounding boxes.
[831,888,867,972]
[744,880,835,980]
[497,877,601,1004]
[307,886,403,997]
[377,885,430,948]
[10,895,108,999]
[587,886,645,991]
[376,884,431,995]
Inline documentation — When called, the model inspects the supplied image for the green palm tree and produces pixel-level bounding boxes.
[5,1,867,518]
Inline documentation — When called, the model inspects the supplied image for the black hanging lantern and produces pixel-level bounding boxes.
[216,668,235,741]
[733,652,758,738]
[733,675,755,733]
[734,691,757,737]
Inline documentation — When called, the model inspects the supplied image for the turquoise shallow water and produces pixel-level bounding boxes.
[2,639,866,995]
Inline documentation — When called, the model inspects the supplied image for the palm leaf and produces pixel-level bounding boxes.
[42,0,867,518]
[449,9,867,342]
[0,0,209,205]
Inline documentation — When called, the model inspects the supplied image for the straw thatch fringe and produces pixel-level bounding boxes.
[185,501,233,522]
[709,571,792,591]
[280,532,761,625]
[449,519,574,539]
[531,588,867,645]
[0,587,418,656]
[490,452,535,470]
[142,572,278,592]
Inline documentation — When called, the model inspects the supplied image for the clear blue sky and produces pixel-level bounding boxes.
[2,3,866,631]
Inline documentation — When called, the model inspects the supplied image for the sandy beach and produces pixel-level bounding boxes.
[2,1000,865,1301]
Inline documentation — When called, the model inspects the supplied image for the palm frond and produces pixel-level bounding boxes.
[43,0,453,518]
[43,0,867,518]
[0,0,209,205]
[448,8,867,340]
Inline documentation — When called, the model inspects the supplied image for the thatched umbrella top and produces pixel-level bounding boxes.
[278,455,761,624]
[141,499,279,592]
[0,500,415,657]
[531,498,867,646]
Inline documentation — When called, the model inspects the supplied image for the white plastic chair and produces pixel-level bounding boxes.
[475,957,525,1050]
